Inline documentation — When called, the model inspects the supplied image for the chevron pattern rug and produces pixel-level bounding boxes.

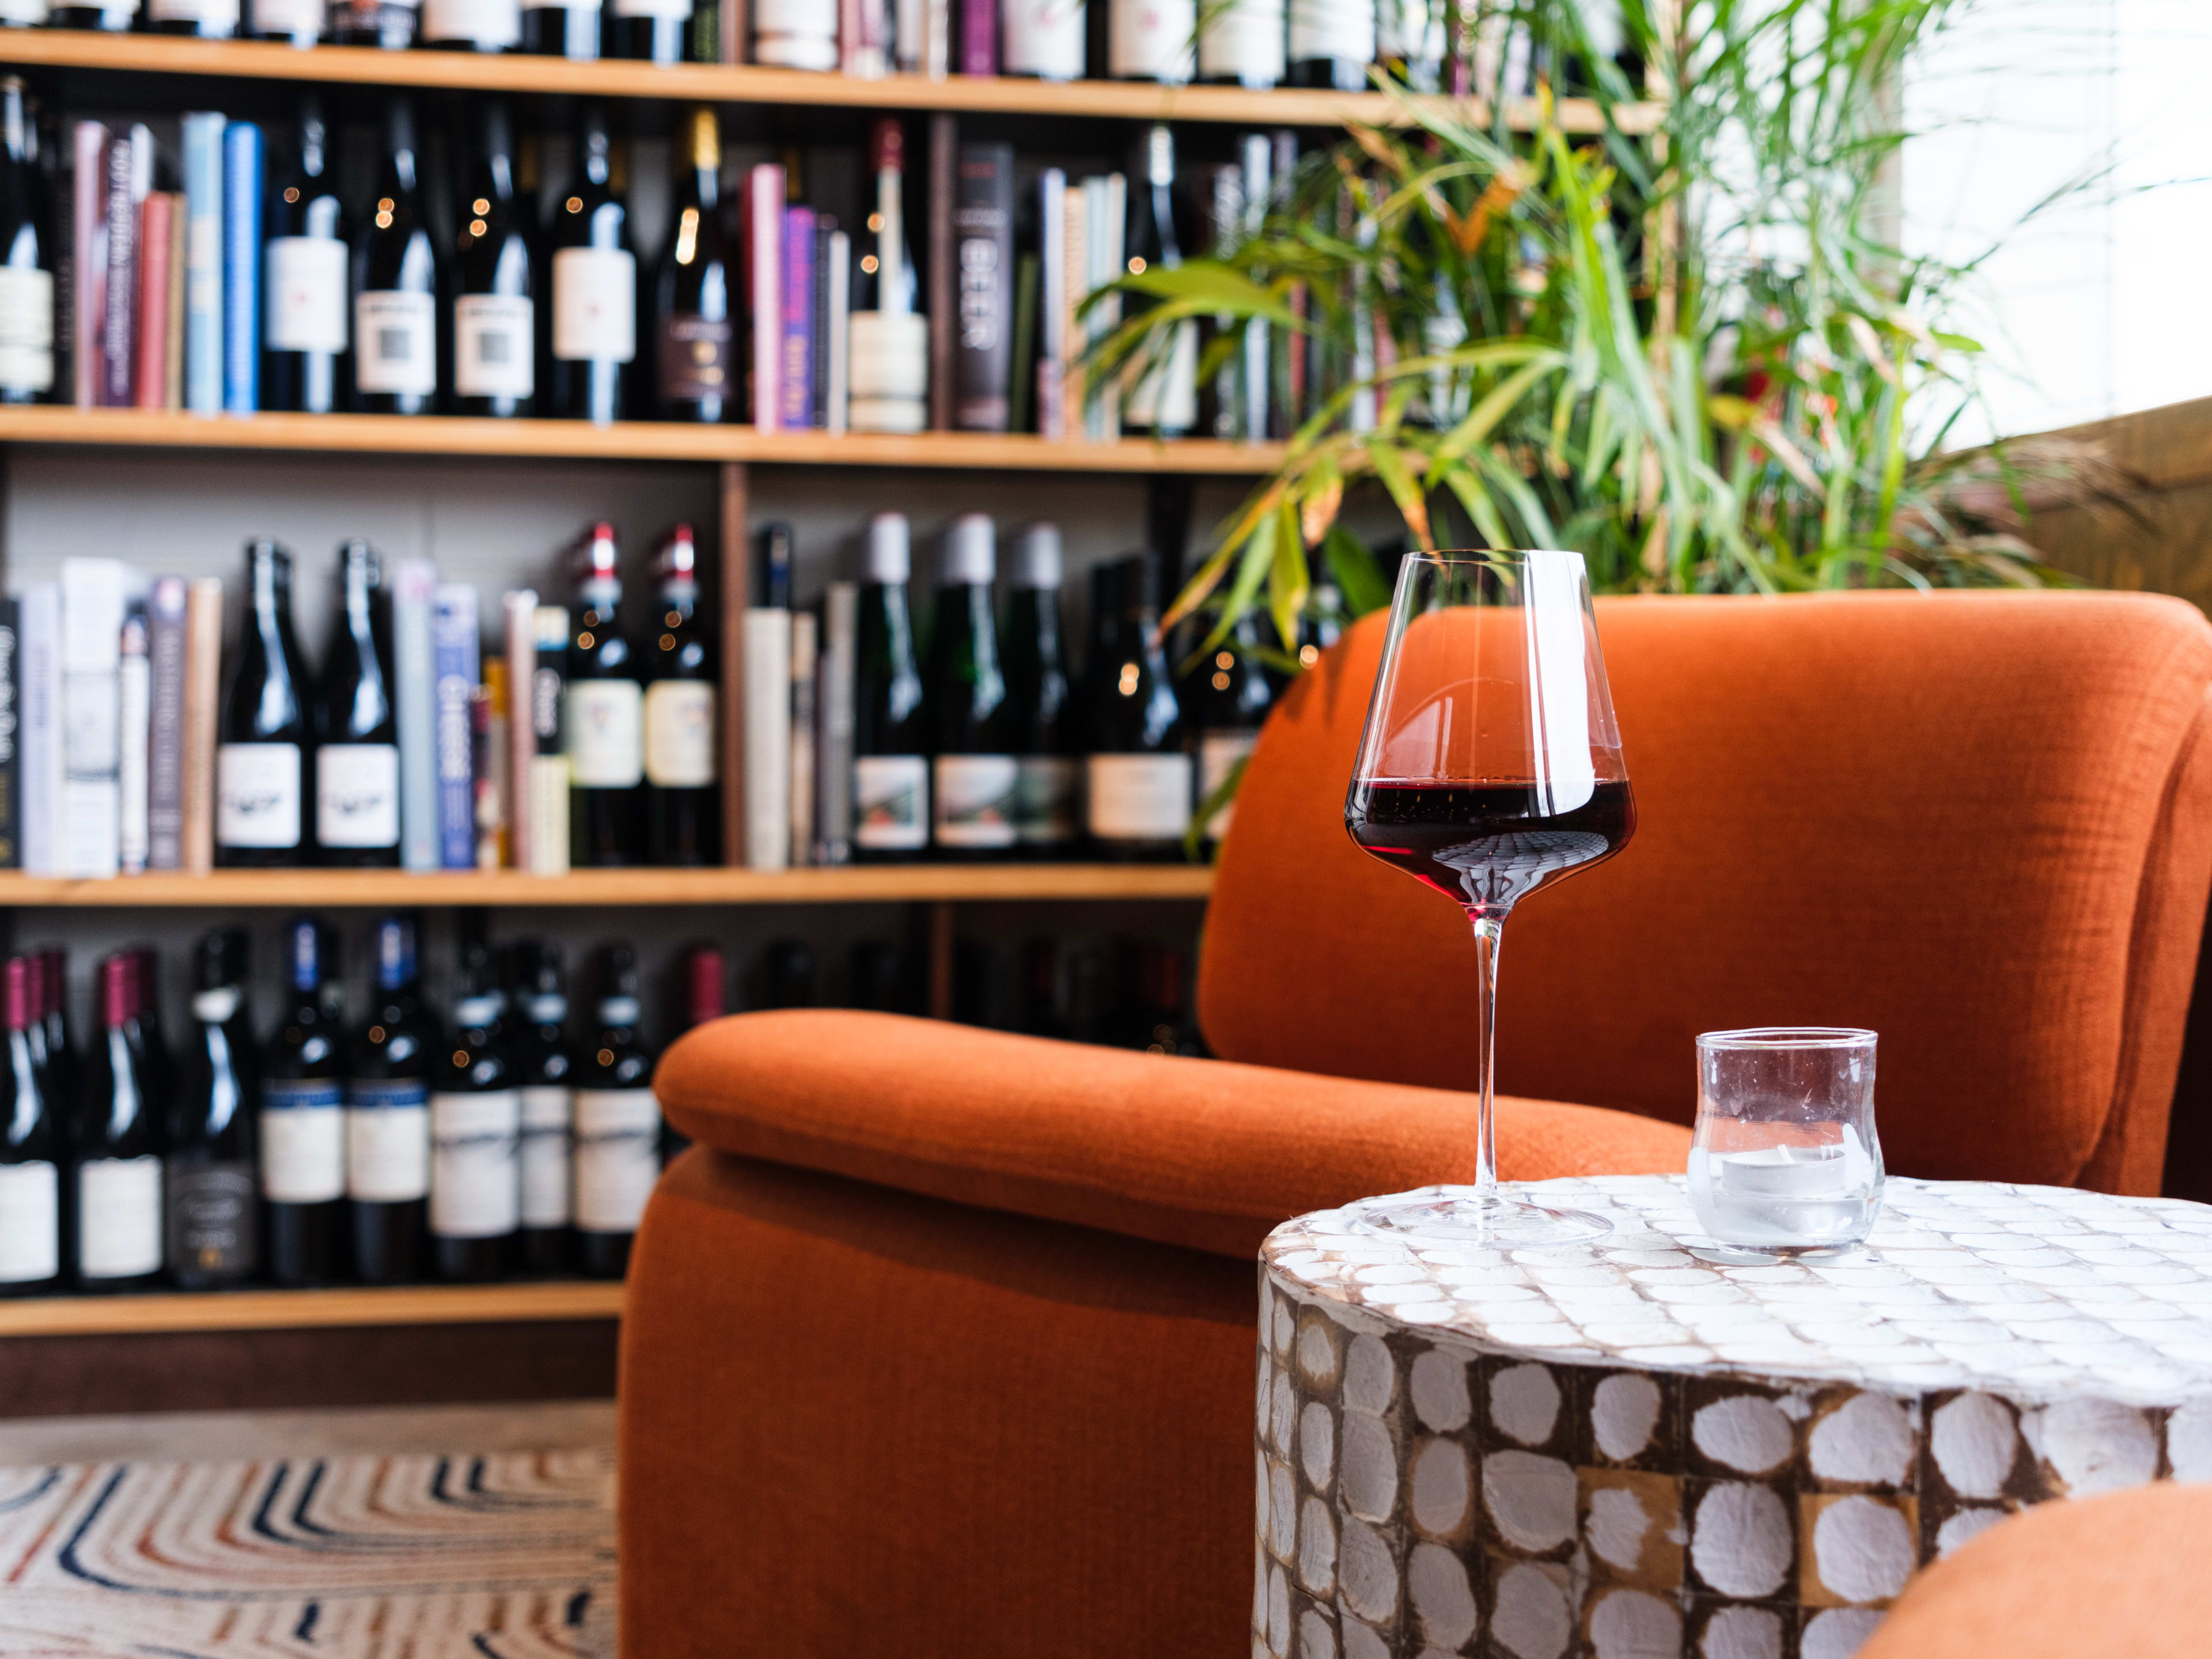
[0,1447,615,1656]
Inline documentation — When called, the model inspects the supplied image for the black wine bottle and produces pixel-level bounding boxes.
[1084,554,1192,859]
[453,100,536,419]
[421,0,518,46]
[0,78,56,406]
[47,0,132,29]
[853,512,927,861]
[0,957,59,1296]
[517,0,597,55]
[262,918,343,1287]
[148,0,238,39]
[606,0,687,62]
[926,515,1016,858]
[263,101,350,418]
[1005,522,1077,857]
[565,522,644,866]
[353,99,442,416]
[1122,125,1198,437]
[546,106,637,426]
[1192,615,1273,844]
[248,0,321,43]
[74,954,162,1292]
[310,540,402,868]
[347,915,431,1285]
[35,949,73,1112]
[642,523,718,865]
[574,945,660,1281]
[326,0,417,47]
[130,947,175,1115]
[510,940,573,1275]
[1286,0,1373,88]
[168,930,259,1289]
[217,539,312,869]
[654,107,732,423]
[430,941,518,1283]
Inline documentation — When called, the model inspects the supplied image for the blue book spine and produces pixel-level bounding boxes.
[220,122,261,414]
[180,113,224,415]
[430,585,480,871]
[780,206,814,430]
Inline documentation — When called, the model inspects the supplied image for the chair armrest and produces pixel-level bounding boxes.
[653,1009,1692,1259]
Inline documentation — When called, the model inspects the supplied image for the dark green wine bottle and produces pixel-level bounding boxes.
[853,513,929,861]
[926,515,1015,858]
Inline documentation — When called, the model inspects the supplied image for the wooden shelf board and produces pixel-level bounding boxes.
[0,407,1286,473]
[0,32,1662,134]
[0,1280,624,1338]
[0,863,1216,907]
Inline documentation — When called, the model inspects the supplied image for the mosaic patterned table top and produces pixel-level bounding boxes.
[1262,1175,2212,1408]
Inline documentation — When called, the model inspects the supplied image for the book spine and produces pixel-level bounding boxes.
[0,599,19,870]
[959,0,995,73]
[742,608,791,871]
[118,603,149,875]
[165,191,185,410]
[809,218,834,430]
[1098,172,1124,440]
[788,609,817,867]
[99,133,137,408]
[134,191,174,412]
[180,576,222,874]
[504,589,537,874]
[816,579,855,865]
[1074,177,1099,439]
[430,584,479,872]
[393,558,440,871]
[780,206,815,431]
[18,585,58,876]
[472,663,506,870]
[953,142,1014,431]
[926,114,955,430]
[528,605,570,876]
[220,122,262,415]
[146,575,187,869]
[747,164,784,431]
[180,113,225,416]
[1039,168,1066,441]
[59,556,126,880]
[70,122,107,409]
[825,229,850,435]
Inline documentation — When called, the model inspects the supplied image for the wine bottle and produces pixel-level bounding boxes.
[1001,0,1082,78]
[661,941,721,1163]
[353,99,441,417]
[1108,0,1193,79]
[262,917,343,1287]
[421,0,517,47]
[547,107,637,426]
[1005,522,1077,856]
[926,515,1016,858]
[0,78,55,406]
[347,915,431,1285]
[607,0,688,61]
[453,101,535,418]
[35,949,73,1112]
[217,539,312,869]
[517,0,596,55]
[574,945,660,1281]
[430,941,518,1283]
[565,522,644,866]
[1286,0,1373,88]
[47,0,132,29]
[168,930,259,1289]
[247,0,319,42]
[313,540,402,868]
[148,0,237,37]
[509,940,572,1275]
[852,512,927,861]
[1123,126,1198,437]
[74,954,162,1292]
[326,0,418,46]
[1191,615,1272,844]
[643,523,718,866]
[654,108,732,424]
[0,957,59,1296]
[1084,555,1192,859]
[263,101,350,418]
[1198,0,1281,85]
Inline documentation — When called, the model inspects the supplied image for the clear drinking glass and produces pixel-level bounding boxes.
[1342,550,1635,1247]
[1687,1028,1884,1260]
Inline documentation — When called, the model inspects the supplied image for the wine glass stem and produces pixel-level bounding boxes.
[1469,911,1503,1201]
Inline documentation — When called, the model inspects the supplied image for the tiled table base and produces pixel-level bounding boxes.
[1255,1176,2212,1659]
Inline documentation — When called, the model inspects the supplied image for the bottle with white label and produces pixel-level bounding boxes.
[1083,554,1192,859]
[1005,523,1077,856]
[262,919,343,1287]
[1197,0,1281,85]
[74,955,162,1292]
[1109,0,1194,81]
[644,523,719,865]
[454,102,536,418]
[752,0,835,67]
[264,101,349,418]
[312,540,402,868]
[548,105,637,426]
[927,516,1017,857]
[608,0,691,61]
[566,522,645,865]
[853,513,929,862]
[0,79,54,406]
[149,0,236,36]
[0,956,59,1296]
[248,0,318,42]
[1123,124,1199,437]
[353,98,442,416]
[169,930,259,1289]
[517,0,596,55]
[1001,0,1082,78]
[575,945,661,1281]
[1286,0,1373,89]
[347,916,433,1285]
[217,539,310,869]
[326,0,418,47]
[431,942,519,1283]
[421,0,517,47]
[509,940,573,1276]
[47,0,132,29]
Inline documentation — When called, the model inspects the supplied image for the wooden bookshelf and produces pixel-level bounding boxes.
[0,1279,623,1337]
[0,31,1664,135]
[0,406,1287,472]
[0,863,1216,906]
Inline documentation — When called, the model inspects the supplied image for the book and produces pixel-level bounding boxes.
[1008,249,1039,434]
[815,580,855,865]
[181,576,222,874]
[503,590,537,874]
[221,121,262,415]
[118,603,149,875]
[0,599,20,870]
[1037,168,1066,441]
[842,0,889,74]
[825,228,850,435]
[959,0,995,73]
[430,584,479,872]
[953,142,1014,432]
[789,609,817,867]
[59,556,128,879]
[780,205,815,430]
[809,217,835,430]
[146,575,187,870]
[392,558,440,871]
[180,113,225,416]
[17,585,58,876]
[743,608,792,871]
[747,164,783,431]
[473,662,506,870]
[1238,133,1271,442]
[926,115,955,430]
[99,130,144,408]
[528,605,570,876]
[134,190,175,412]
[70,121,107,409]
[164,194,184,410]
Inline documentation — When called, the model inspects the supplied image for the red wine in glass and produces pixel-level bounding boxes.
[1346,780,1636,916]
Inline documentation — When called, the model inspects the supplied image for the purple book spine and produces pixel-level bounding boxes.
[960,0,996,74]
[100,135,137,407]
[780,207,815,431]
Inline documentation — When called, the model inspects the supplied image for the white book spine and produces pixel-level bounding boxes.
[58,558,126,879]
[788,610,817,867]
[528,604,570,876]
[503,589,537,874]
[393,558,440,872]
[825,230,850,436]
[1038,169,1066,441]
[18,585,58,877]
[118,607,150,875]
[743,608,793,871]
[816,581,856,865]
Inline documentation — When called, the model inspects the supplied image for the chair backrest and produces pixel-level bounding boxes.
[1198,590,2212,1193]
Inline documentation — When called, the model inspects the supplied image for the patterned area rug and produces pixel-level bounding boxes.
[0,1448,615,1657]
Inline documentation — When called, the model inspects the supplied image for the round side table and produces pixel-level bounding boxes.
[1255,1175,2212,1659]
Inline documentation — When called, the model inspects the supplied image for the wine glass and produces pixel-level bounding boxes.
[1343,550,1636,1246]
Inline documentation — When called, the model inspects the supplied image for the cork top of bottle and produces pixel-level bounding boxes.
[1145,124,1175,187]
[99,954,135,1031]
[688,107,720,172]
[687,947,726,1028]
[871,118,904,177]
[655,524,698,582]
[941,515,995,587]
[866,513,911,583]
[3,959,28,1035]
[376,917,416,993]
[1011,523,1063,590]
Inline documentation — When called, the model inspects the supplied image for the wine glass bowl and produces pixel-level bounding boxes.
[1342,551,1635,1247]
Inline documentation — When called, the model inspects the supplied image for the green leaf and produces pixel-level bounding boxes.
[1322,525,1393,616]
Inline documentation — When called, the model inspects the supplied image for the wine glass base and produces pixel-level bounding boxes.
[1687,1241,1865,1266]
[1346,1189,1612,1248]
